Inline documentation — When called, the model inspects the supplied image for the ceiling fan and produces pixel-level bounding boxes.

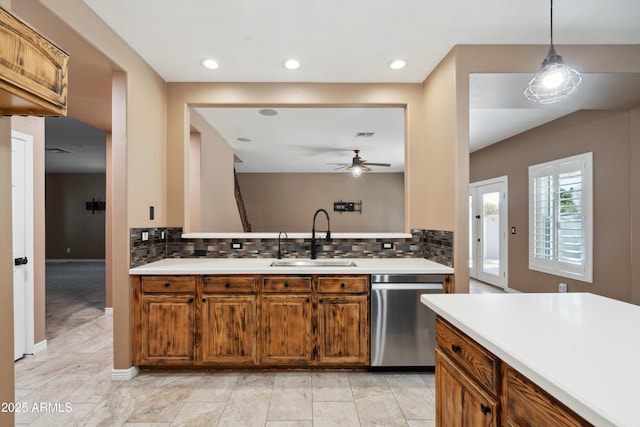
[328,149,391,177]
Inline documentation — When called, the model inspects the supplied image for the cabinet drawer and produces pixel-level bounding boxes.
[202,275,256,293]
[141,276,196,293]
[436,318,500,395]
[263,276,312,292]
[318,276,368,293]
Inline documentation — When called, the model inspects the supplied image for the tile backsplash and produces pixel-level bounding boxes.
[130,227,453,268]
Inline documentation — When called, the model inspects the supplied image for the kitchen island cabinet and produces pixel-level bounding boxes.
[421,293,639,427]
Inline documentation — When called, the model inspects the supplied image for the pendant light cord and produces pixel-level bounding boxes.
[549,0,554,48]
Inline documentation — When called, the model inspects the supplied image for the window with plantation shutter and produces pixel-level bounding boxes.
[529,153,593,283]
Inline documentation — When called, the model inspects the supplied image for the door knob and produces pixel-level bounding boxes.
[14,257,28,266]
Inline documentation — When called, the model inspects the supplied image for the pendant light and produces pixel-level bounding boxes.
[524,0,582,104]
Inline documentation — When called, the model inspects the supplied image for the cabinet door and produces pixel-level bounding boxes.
[503,365,590,427]
[201,295,257,365]
[138,294,195,365]
[318,295,369,365]
[436,349,499,427]
[261,294,312,365]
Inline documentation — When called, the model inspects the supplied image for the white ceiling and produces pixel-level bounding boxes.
[47,0,640,173]
[195,107,405,173]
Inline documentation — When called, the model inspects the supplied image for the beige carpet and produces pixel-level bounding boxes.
[45,261,105,340]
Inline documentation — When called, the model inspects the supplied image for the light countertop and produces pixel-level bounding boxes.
[129,257,454,275]
[420,292,640,427]
[181,232,412,239]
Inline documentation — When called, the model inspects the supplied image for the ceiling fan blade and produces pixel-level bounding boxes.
[362,162,391,167]
[333,165,348,171]
[326,162,350,166]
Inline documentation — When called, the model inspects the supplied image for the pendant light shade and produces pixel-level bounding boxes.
[524,0,582,104]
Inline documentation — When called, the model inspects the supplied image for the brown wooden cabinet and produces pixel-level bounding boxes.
[436,349,499,427]
[435,317,591,427]
[0,7,69,115]
[261,276,312,365]
[317,276,369,365]
[132,273,370,369]
[200,275,257,365]
[135,276,196,365]
[503,365,590,427]
[435,318,500,426]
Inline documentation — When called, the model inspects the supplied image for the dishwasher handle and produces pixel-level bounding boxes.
[371,282,443,291]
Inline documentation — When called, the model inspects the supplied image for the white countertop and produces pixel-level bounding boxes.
[129,257,454,275]
[421,292,640,427]
[181,232,412,239]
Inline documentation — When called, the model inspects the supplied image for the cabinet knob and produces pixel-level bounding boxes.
[225,283,230,288]
[202,298,206,302]
[451,344,462,354]
[480,404,491,416]
[188,298,194,303]
[164,283,170,287]
[284,282,289,288]
[307,298,311,303]
[340,283,345,288]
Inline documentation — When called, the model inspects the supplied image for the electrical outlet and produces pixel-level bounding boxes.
[231,242,243,249]
[559,282,568,293]
[141,231,149,241]
[382,242,394,250]
[66,247,71,253]
[161,231,165,240]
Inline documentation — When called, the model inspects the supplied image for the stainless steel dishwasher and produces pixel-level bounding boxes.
[370,274,444,369]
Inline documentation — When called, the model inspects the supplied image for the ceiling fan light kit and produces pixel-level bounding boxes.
[524,0,582,104]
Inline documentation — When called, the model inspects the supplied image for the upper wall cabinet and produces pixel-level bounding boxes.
[0,7,68,116]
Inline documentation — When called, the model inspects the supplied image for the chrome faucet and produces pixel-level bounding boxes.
[277,231,288,259]
[311,208,331,259]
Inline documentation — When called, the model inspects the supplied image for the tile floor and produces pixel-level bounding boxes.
[15,311,436,426]
[14,262,437,426]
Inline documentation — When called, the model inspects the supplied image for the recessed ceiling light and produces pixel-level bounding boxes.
[237,137,251,142]
[388,59,407,70]
[259,108,278,116]
[282,58,301,70]
[200,58,219,69]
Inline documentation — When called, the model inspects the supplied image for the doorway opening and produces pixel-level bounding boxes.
[469,176,508,289]
[44,117,107,340]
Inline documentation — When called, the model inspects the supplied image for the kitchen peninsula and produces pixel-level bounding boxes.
[421,292,640,427]
[130,257,453,369]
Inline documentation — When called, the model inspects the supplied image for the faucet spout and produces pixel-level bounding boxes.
[277,231,288,259]
[311,208,331,259]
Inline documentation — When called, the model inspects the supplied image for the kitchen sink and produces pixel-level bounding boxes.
[270,259,357,267]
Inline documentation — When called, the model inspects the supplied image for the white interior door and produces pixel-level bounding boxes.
[12,132,34,361]
[470,177,508,288]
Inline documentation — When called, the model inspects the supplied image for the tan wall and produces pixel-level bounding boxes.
[45,173,106,259]
[190,109,243,232]
[189,132,201,230]
[11,116,47,344]
[471,110,634,301]
[167,83,424,233]
[0,117,15,426]
[35,2,169,370]
[632,106,640,306]
[238,173,404,232]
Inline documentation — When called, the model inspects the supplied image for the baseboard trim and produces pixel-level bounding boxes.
[112,366,139,381]
[104,307,113,314]
[32,339,47,354]
[46,259,106,263]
